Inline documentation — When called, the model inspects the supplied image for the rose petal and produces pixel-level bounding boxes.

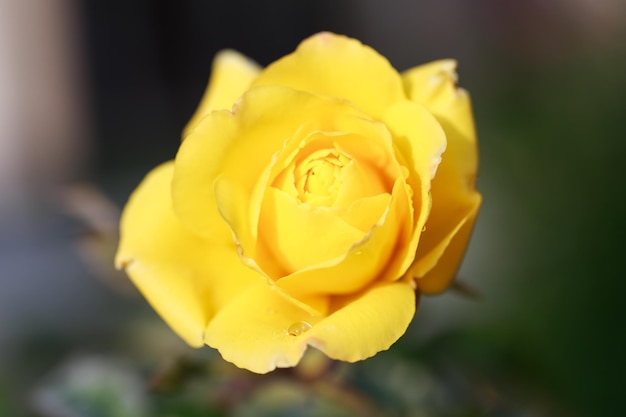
[382,100,447,275]
[415,194,481,293]
[256,187,366,275]
[183,50,261,138]
[410,116,481,288]
[203,282,320,374]
[177,86,400,255]
[331,133,400,203]
[402,61,482,291]
[307,282,416,362]
[402,59,477,182]
[337,193,392,233]
[269,126,399,210]
[277,178,412,297]
[173,110,239,240]
[204,281,415,373]
[252,32,405,118]
[174,86,368,242]
[249,126,403,277]
[115,162,259,346]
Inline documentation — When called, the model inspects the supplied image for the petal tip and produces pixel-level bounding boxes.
[214,49,259,69]
[310,31,344,44]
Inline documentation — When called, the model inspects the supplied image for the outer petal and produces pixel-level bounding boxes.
[183,50,261,138]
[307,282,416,362]
[173,110,241,241]
[403,61,481,292]
[410,92,479,293]
[415,195,481,293]
[204,281,415,373]
[382,100,447,275]
[251,32,405,118]
[402,59,477,173]
[115,162,258,346]
[204,282,319,374]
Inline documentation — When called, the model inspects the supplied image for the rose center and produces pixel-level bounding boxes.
[294,149,351,206]
[256,131,399,278]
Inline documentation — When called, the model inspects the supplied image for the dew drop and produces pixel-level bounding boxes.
[288,321,312,336]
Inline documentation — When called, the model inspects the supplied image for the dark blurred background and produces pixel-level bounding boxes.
[1,1,625,416]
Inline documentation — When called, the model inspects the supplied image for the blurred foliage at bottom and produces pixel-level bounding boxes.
[17,318,568,417]
[19,335,561,417]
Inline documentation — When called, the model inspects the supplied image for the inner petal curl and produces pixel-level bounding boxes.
[254,130,401,278]
[294,146,350,206]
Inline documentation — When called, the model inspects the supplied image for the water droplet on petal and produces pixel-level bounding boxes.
[288,321,312,336]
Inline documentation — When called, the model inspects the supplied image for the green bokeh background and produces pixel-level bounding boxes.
[1,1,624,416]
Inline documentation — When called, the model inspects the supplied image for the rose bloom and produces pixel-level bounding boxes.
[116,32,481,373]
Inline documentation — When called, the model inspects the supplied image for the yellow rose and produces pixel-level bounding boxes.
[116,33,481,373]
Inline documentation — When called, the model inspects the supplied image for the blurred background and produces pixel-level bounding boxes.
[1,0,625,416]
